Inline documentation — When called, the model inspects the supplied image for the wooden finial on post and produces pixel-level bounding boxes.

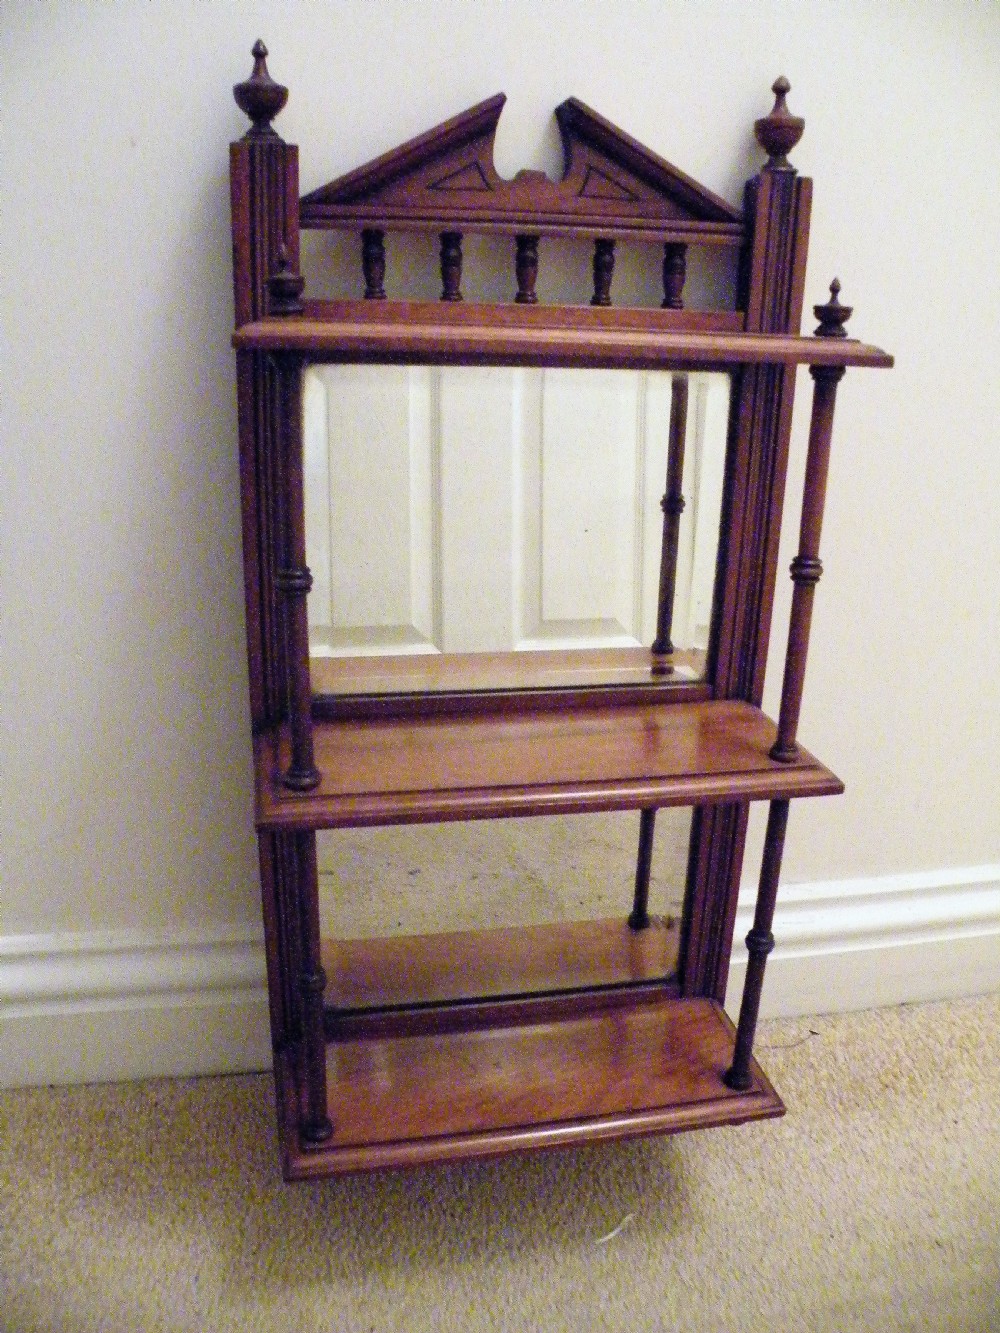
[754,76,804,172]
[814,278,852,338]
[268,243,305,315]
[233,40,289,137]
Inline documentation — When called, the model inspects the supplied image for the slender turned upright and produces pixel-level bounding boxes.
[440,231,463,300]
[295,832,333,1142]
[770,280,851,761]
[274,348,320,790]
[651,374,690,673]
[724,799,789,1090]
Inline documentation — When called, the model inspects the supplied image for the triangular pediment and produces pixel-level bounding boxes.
[300,93,742,239]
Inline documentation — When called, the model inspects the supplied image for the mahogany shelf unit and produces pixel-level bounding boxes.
[229,47,892,1179]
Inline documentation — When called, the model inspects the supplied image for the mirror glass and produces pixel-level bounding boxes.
[304,364,730,695]
[317,806,693,1003]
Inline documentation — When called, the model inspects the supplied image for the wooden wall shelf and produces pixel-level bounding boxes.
[229,49,892,1177]
[233,302,892,372]
[275,996,783,1178]
[254,700,842,831]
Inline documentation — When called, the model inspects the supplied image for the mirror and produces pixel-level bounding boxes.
[303,364,730,695]
[317,807,693,1001]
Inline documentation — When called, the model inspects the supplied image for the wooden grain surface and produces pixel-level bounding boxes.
[255,699,843,829]
[233,302,893,371]
[276,997,783,1175]
[325,916,680,1012]
[311,645,707,698]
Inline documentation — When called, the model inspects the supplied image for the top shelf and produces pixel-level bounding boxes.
[233,300,894,371]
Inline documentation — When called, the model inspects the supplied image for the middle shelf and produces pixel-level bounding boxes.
[255,698,842,830]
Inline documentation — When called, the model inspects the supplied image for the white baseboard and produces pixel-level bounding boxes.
[725,865,1000,1020]
[0,929,272,1088]
[2,867,998,1088]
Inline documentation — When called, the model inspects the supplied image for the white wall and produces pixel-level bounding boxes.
[2,2,998,1082]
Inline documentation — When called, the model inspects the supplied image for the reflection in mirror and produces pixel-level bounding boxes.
[304,365,729,694]
[317,807,692,1008]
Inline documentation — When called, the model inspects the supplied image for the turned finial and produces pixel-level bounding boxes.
[814,278,852,337]
[755,76,804,171]
[268,242,305,315]
[234,40,289,137]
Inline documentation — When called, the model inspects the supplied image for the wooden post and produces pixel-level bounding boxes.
[651,374,689,673]
[275,354,320,790]
[514,234,539,303]
[661,243,687,309]
[295,832,333,1143]
[681,79,812,1002]
[629,807,657,930]
[362,228,387,299]
[231,42,302,1052]
[591,238,615,306]
[770,280,850,761]
[440,231,463,300]
[724,798,789,1090]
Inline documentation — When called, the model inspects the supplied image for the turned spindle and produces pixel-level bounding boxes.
[770,280,849,762]
[294,833,333,1144]
[361,228,387,300]
[662,243,687,309]
[514,234,539,304]
[629,808,657,930]
[440,231,463,301]
[275,356,320,791]
[651,375,689,673]
[724,799,789,1090]
[591,238,615,306]
[233,39,288,138]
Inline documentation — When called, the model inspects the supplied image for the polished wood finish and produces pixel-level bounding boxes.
[254,700,843,831]
[275,997,783,1176]
[230,44,302,1062]
[300,94,743,245]
[629,808,657,930]
[310,644,708,705]
[514,234,539,303]
[662,242,687,309]
[439,230,463,301]
[591,238,615,306]
[361,228,386,300]
[683,81,814,1001]
[233,307,892,369]
[725,799,788,1089]
[651,374,689,668]
[294,832,332,1141]
[326,916,679,1014]
[275,356,319,790]
[229,56,891,1175]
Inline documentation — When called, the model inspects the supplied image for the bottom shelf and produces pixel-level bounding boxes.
[275,994,783,1178]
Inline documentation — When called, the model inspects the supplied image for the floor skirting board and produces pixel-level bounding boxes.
[2,867,998,1087]
[725,864,1000,1020]
[0,930,272,1089]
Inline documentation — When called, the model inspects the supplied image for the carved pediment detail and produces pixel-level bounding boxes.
[579,165,640,203]
[301,92,743,239]
[428,161,494,194]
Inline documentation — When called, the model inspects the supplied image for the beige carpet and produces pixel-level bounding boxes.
[2,993,998,1332]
